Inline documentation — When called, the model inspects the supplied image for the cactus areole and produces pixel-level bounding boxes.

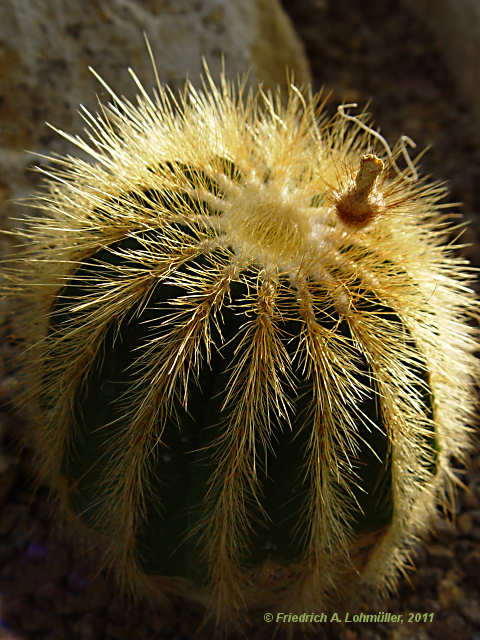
[3,59,479,633]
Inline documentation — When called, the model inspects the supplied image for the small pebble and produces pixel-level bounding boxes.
[0,376,20,399]
[437,572,464,608]
[426,544,454,568]
[431,614,469,640]
[469,508,480,524]
[422,597,441,613]
[463,487,480,509]
[25,541,48,561]
[469,527,480,541]
[462,548,480,584]
[459,596,480,625]
[457,538,476,554]
[66,569,88,592]
[71,612,104,640]
[457,512,473,535]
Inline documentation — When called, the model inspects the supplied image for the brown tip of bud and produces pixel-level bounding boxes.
[335,154,384,229]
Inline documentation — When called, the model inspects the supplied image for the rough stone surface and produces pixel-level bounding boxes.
[0,0,310,256]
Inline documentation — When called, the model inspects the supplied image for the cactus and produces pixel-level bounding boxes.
[2,60,480,636]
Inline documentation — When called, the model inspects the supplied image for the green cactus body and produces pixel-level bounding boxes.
[2,66,479,634]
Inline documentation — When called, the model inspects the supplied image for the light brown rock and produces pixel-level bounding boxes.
[457,512,473,536]
[0,0,311,252]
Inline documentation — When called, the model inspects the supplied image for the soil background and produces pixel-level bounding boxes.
[1,1,480,639]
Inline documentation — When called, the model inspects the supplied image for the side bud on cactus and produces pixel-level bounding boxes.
[2,59,479,636]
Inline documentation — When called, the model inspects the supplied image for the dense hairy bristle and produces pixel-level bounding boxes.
[1,61,479,637]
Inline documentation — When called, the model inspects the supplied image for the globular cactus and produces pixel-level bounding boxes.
[2,59,480,636]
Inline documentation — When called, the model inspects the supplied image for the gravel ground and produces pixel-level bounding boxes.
[1,0,480,639]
